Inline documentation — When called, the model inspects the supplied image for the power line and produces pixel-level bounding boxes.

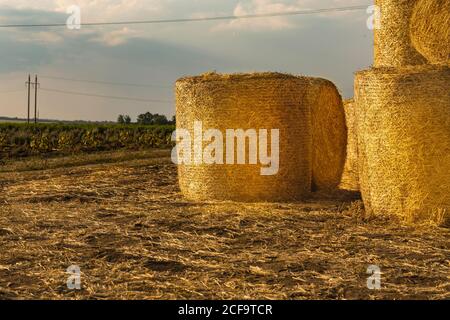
[0,5,369,28]
[40,75,172,88]
[40,87,172,103]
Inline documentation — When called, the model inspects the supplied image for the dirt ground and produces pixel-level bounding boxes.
[0,150,448,300]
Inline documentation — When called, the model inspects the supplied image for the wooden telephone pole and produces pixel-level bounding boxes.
[25,75,39,123]
[34,75,39,124]
[26,75,39,123]
[26,75,31,123]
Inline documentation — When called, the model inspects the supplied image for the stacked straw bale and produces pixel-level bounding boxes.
[410,0,450,65]
[355,65,450,225]
[175,72,346,202]
[339,99,359,191]
[374,0,426,67]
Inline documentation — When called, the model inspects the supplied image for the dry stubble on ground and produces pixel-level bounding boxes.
[0,150,448,299]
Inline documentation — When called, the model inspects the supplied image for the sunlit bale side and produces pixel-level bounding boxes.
[410,0,450,65]
[175,72,346,202]
[339,99,359,192]
[355,65,450,225]
[374,0,426,67]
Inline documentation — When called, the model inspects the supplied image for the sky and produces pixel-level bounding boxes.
[0,0,373,122]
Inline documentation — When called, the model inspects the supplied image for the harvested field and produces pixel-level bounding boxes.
[0,150,448,300]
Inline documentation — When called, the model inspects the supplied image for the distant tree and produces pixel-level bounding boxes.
[171,115,176,125]
[137,112,153,125]
[136,112,169,125]
[124,115,131,124]
[117,114,125,124]
[152,113,169,125]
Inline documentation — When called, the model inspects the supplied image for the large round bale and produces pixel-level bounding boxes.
[175,72,346,202]
[339,99,359,191]
[310,79,347,192]
[374,0,426,67]
[410,0,450,64]
[355,65,450,225]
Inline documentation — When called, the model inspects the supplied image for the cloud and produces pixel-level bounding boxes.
[91,27,141,46]
[18,31,64,43]
[213,0,301,32]
[0,32,53,73]
[212,0,369,32]
[0,0,168,45]
[0,0,166,20]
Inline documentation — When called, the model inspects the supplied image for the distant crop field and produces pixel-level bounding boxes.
[0,123,175,159]
[0,119,29,123]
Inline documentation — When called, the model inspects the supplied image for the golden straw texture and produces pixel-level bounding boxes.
[175,72,346,202]
[374,0,426,67]
[410,0,450,65]
[355,65,450,225]
[339,99,359,191]
[310,79,347,192]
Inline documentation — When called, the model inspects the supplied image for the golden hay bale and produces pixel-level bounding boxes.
[339,99,359,191]
[374,0,426,67]
[310,79,347,192]
[355,65,450,225]
[175,72,346,202]
[410,0,450,64]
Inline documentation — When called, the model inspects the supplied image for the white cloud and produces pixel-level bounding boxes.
[212,0,369,32]
[0,0,167,45]
[213,0,300,32]
[0,0,370,42]
[91,27,140,46]
[59,0,165,21]
[0,0,166,20]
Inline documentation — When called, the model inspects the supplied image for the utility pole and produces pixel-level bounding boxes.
[33,75,39,124]
[26,75,31,123]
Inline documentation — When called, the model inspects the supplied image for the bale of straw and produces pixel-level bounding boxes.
[374,0,426,67]
[175,72,346,202]
[339,99,359,191]
[355,65,450,225]
[410,0,450,65]
[310,79,347,192]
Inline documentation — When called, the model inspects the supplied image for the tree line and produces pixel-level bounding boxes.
[117,113,175,125]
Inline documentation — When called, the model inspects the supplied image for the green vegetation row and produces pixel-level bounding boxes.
[0,123,175,159]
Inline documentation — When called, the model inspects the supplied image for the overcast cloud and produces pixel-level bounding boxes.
[0,0,372,121]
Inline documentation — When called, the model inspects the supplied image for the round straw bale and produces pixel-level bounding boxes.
[355,65,450,225]
[374,0,426,67]
[339,99,359,191]
[310,80,347,192]
[175,72,346,202]
[410,0,450,64]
